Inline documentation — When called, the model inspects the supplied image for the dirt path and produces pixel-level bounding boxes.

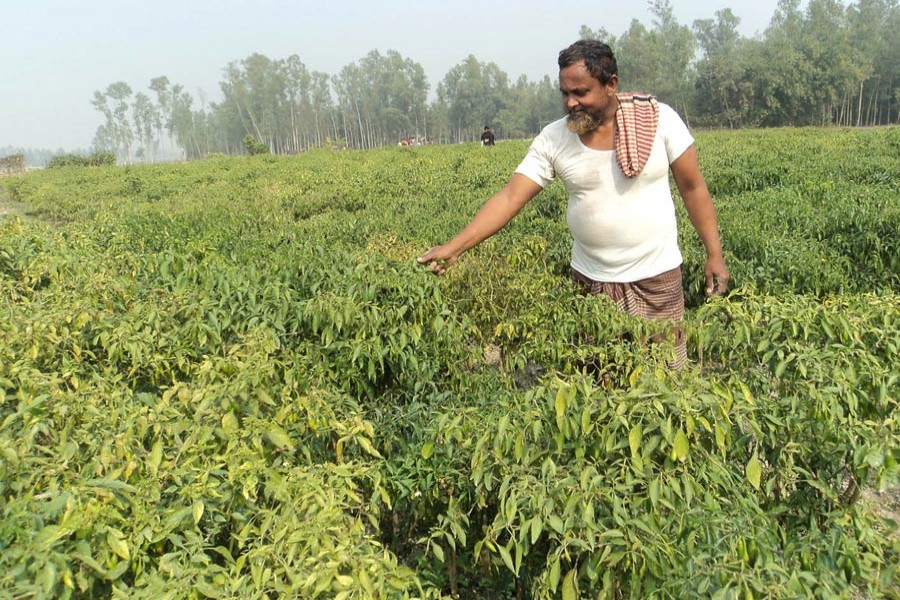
[865,485,900,537]
[0,185,28,219]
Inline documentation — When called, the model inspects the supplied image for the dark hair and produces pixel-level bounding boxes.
[558,40,618,84]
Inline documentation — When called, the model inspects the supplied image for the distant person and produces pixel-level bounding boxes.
[480,126,496,146]
[418,40,729,367]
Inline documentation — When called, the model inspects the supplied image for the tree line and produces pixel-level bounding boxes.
[89,0,899,162]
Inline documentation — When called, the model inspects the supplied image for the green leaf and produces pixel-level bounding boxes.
[715,424,726,452]
[83,479,136,493]
[35,525,64,548]
[581,407,591,433]
[775,360,788,378]
[194,581,222,598]
[555,386,567,420]
[221,412,239,436]
[628,365,643,387]
[530,517,543,544]
[562,568,578,600]
[628,424,642,457]
[432,541,445,563]
[193,501,205,526]
[147,439,162,477]
[600,528,624,539]
[1,446,18,466]
[739,382,755,405]
[421,441,434,459]
[356,436,383,458]
[746,454,762,490]
[358,568,375,595]
[673,429,689,461]
[378,485,392,509]
[583,501,595,526]
[631,454,644,473]
[498,543,515,574]
[548,514,565,534]
[40,562,56,594]
[865,448,884,469]
[72,549,106,575]
[266,427,294,450]
[549,558,561,592]
[107,531,130,561]
[505,492,517,524]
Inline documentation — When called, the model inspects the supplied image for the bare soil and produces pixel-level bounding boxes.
[0,186,28,219]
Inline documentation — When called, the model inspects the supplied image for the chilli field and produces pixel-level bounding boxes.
[1,127,898,599]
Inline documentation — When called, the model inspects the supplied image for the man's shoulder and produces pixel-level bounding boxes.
[656,102,686,127]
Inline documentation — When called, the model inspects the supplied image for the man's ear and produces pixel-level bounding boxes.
[606,74,619,95]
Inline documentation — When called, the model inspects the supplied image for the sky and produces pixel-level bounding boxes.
[1,0,792,151]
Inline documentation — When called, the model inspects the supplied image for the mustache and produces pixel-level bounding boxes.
[567,107,602,118]
[566,108,603,134]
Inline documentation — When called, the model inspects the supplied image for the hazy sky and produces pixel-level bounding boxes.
[3,0,792,151]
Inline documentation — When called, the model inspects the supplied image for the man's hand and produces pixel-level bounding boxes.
[705,255,730,296]
[417,245,458,276]
[414,175,542,277]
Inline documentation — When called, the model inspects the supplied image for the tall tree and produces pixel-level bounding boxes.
[808,0,871,125]
[108,82,135,163]
[600,1,695,117]
[612,20,660,94]
[149,76,173,151]
[309,71,337,147]
[578,25,616,46]
[86,1,900,158]
[91,91,116,152]
[848,0,900,124]
[219,54,275,148]
[333,50,428,148]
[282,54,312,153]
[131,92,157,162]
[437,55,509,142]
[493,75,562,139]
[759,0,869,125]
[91,82,134,163]
[648,0,697,118]
[693,9,751,127]
[170,84,202,159]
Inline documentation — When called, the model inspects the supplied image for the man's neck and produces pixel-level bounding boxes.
[579,96,620,150]
[579,118,615,151]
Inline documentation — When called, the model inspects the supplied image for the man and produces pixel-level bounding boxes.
[480,126,496,146]
[418,40,729,366]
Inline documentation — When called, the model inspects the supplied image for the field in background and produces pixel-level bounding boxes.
[1,128,898,598]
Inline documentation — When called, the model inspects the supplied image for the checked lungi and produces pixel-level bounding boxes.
[572,265,687,368]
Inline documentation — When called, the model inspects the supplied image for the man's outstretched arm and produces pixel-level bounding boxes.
[417,174,543,275]
[670,145,730,296]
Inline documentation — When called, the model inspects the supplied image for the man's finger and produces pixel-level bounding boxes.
[706,276,728,296]
[417,246,442,264]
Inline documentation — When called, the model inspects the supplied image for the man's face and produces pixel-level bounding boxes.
[559,61,617,134]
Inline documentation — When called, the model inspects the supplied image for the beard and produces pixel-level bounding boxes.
[566,108,606,135]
